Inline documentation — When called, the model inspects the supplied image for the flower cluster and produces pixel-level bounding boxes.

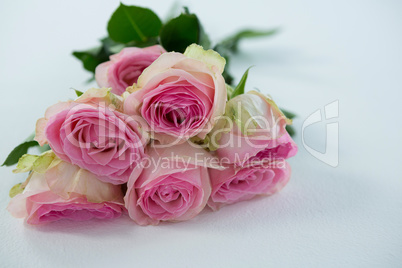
[6,43,297,226]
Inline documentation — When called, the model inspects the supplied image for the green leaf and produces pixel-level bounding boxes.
[160,13,197,52]
[2,141,39,167]
[126,38,160,49]
[160,10,210,53]
[107,3,162,43]
[231,67,252,99]
[75,90,84,97]
[281,108,296,119]
[282,109,296,136]
[72,46,108,74]
[286,125,296,137]
[219,28,278,53]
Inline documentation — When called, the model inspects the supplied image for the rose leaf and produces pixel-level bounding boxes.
[2,141,40,167]
[107,3,162,43]
[160,9,210,53]
[231,67,252,99]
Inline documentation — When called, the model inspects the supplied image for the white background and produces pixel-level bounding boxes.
[1,0,401,267]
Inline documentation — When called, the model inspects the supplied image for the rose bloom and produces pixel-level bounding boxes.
[95,45,166,95]
[214,91,297,166]
[8,153,125,225]
[124,142,215,225]
[35,88,149,184]
[124,44,227,145]
[208,161,291,210]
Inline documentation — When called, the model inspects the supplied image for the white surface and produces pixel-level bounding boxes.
[1,0,402,267]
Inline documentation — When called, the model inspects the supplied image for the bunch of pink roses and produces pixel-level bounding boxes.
[7,44,297,226]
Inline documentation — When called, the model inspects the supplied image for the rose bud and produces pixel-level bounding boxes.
[95,45,166,95]
[7,152,125,225]
[213,91,297,166]
[124,44,227,145]
[35,88,149,184]
[207,161,291,210]
[125,142,221,225]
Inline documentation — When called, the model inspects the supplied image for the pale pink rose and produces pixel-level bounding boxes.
[8,154,125,225]
[208,161,291,210]
[215,91,297,166]
[35,88,149,184]
[95,45,166,95]
[124,44,227,145]
[124,142,216,225]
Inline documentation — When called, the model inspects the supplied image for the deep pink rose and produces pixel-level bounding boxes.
[215,91,297,166]
[8,154,125,225]
[35,88,149,184]
[124,44,227,145]
[95,45,166,95]
[124,142,215,225]
[208,161,291,210]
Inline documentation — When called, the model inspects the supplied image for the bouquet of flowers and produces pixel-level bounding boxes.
[3,4,297,226]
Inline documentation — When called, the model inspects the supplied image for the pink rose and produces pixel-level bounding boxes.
[8,153,125,225]
[124,44,227,145]
[95,45,166,95]
[248,132,297,163]
[35,88,149,184]
[124,142,216,225]
[215,91,297,166]
[208,161,291,210]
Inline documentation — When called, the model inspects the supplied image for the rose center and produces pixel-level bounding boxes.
[122,67,144,86]
[157,186,181,202]
[166,108,186,125]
